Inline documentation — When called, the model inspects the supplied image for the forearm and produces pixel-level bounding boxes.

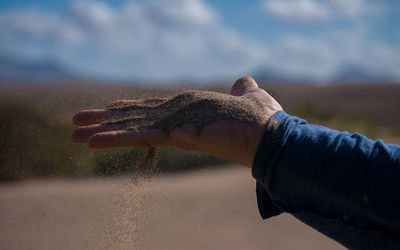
[252,111,400,249]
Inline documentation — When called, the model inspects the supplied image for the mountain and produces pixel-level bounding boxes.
[330,64,392,83]
[253,63,395,84]
[1,57,396,84]
[0,57,78,83]
[252,66,297,84]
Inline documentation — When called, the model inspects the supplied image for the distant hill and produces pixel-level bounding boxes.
[0,57,78,83]
[0,57,397,84]
[331,63,391,83]
[253,63,395,84]
[252,67,292,84]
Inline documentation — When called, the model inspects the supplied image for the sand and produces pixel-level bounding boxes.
[107,90,265,134]
[0,166,344,250]
[105,90,266,173]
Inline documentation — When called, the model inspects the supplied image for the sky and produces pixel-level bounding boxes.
[0,0,399,83]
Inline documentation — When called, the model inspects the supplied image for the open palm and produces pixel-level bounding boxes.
[72,76,282,167]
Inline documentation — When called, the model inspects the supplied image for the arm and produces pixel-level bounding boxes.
[72,76,400,248]
[253,111,400,249]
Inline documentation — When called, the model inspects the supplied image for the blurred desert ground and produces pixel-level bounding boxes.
[0,82,399,249]
[0,166,344,250]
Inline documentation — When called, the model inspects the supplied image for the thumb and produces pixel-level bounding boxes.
[230,76,259,96]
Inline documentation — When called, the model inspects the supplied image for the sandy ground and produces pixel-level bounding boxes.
[0,166,344,250]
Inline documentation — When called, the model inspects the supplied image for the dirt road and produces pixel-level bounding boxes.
[0,166,344,250]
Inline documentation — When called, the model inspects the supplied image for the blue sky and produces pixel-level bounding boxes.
[0,0,399,82]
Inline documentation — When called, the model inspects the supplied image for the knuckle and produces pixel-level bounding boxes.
[231,76,257,96]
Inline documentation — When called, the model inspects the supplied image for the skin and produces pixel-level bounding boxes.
[72,76,283,168]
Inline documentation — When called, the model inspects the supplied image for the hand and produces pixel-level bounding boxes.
[72,76,283,167]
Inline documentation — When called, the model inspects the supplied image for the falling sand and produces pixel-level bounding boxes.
[101,90,265,249]
[101,149,159,250]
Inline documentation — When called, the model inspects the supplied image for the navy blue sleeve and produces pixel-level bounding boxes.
[252,111,400,249]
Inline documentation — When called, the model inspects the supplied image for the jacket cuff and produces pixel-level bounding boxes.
[252,111,289,219]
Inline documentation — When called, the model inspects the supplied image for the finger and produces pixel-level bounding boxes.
[72,108,149,126]
[88,129,169,149]
[72,123,127,143]
[105,98,168,108]
[230,76,259,96]
[105,100,141,108]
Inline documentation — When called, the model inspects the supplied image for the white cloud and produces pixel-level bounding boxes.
[69,1,115,29]
[0,0,398,82]
[0,0,266,81]
[262,0,384,21]
[146,0,217,26]
[0,8,84,45]
[267,30,400,80]
[329,0,385,17]
[263,0,329,21]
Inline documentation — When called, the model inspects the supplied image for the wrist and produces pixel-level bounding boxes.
[247,110,285,168]
[242,120,269,168]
